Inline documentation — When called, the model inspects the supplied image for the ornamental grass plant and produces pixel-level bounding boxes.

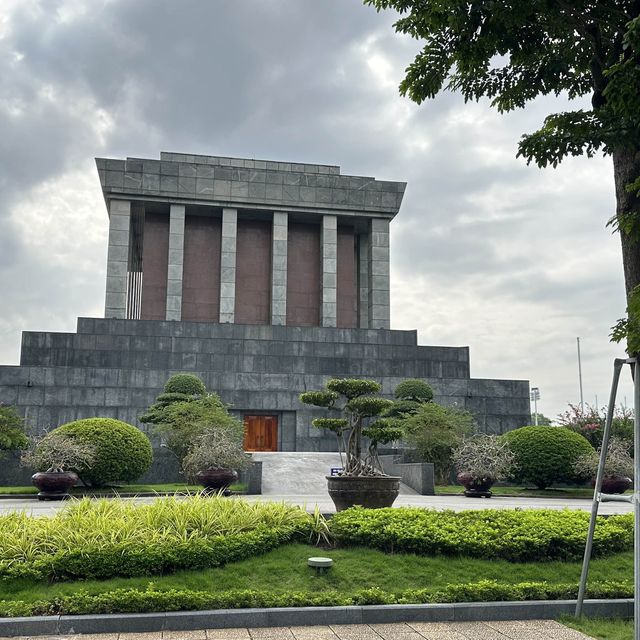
[0,495,323,581]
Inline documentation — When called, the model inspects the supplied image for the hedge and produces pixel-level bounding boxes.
[329,507,633,562]
[0,496,318,581]
[0,580,632,617]
[54,418,152,487]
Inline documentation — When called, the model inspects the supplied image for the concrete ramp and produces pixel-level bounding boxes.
[252,452,417,495]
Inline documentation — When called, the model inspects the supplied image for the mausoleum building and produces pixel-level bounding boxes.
[0,152,530,454]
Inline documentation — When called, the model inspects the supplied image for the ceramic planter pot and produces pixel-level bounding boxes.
[196,468,238,495]
[592,475,633,494]
[326,475,401,511]
[457,472,495,498]
[31,471,78,501]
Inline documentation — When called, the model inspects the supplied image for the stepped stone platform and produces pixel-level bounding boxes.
[0,317,529,455]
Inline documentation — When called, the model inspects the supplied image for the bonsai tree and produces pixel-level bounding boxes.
[384,379,434,418]
[300,378,400,476]
[21,431,96,473]
[0,404,29,454]
[140,373,207,425]
[453,434,515,495]
[181,428,252,482]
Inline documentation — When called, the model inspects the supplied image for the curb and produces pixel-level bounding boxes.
[0,599,632,637]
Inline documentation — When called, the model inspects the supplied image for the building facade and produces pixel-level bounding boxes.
[0,152,530,453]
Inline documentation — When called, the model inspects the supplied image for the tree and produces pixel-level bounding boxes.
[365,0,640,349]
[0,404,29,453]
[300,378,400,475]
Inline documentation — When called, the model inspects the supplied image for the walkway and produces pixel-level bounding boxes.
[4,620,594,639]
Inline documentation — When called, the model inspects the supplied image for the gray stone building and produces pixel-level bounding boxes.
[0,152,530,456]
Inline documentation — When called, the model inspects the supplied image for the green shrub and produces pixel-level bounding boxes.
[503,426,594,489]
[53,418,152,487]
[0,579,632,617]
[0,404,29,452]
[401,403,475,483]
[329,507,632,562]
[394,379,434,403]
[164,374,207,396]
[0,495,321,582]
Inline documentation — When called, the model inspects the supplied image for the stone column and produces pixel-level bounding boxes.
[104,199,131,319]
[166,204,185,321]
[321,214,337,328]
[368,218,390,329]
[219,207,237,323]
[358,232,369,329]
[271,212,288,325]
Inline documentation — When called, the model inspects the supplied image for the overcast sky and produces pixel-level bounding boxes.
[0,0,634,421]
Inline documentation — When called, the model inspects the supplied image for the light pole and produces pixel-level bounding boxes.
[577,337,584,411]
[530,387,540,425]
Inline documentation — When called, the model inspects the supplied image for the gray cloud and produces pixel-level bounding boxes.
[0,0,632,418]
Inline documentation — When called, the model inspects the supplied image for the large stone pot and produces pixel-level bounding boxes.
[457,472,495,498]
[326,475,401,512]
[196,469,238,495]
[31,471,78,501]
[592,476,633,495]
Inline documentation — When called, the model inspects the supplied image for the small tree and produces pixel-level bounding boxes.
[140,373,207,425]
[181,429,252,481]
[384,379,434,418]
[0,404,29,454]
[300,378,399,476]
[453,435,515,483]
[401,403,475,483]
[573,437,634,479]
[21,431,95,473]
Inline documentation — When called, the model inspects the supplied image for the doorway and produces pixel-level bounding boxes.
[243,415,278,451]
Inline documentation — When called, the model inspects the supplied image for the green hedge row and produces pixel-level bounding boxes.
[330,507,633,562]
[0,580,632,617]
[0,529,291,582]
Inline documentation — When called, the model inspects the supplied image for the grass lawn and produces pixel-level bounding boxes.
[0,544,632,605]
[560,616,633,640]
[0,483,246,495]
[435,485,607,499]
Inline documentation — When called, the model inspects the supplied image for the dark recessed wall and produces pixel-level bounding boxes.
[235,219,272,325]
[140,212,169,321]
[337,227,357,328]
[287,223,321,326]
[182,215,222,322]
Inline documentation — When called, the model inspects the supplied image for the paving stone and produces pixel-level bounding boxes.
[248,628,295,639]
[163,632,207,640]
[329,625,382,640]
[205,629,251,639]
[290,625,339,639]
[448,622,509,639]
[118,634,163,640]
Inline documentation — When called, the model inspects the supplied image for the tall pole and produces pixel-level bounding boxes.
[577,337,585,411]
[634,359,640,640]
[534,394,538,425]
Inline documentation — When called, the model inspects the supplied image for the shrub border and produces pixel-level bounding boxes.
[0,598,632,637]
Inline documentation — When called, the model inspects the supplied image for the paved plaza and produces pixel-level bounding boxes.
[2,621,596,639]
[0,492,631,516]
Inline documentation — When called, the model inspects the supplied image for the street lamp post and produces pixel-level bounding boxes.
[530,387,540,425]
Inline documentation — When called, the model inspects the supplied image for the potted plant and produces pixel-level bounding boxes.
[573,437,634,494]
[21,431,96,500]
[452,434,515,497]
[300,378,403,511]
[182,428,252,495]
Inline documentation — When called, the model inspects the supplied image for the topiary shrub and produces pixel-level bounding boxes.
[164,374,206,396]
[394,379,434,403]
[502,426,594,489]
[53,418,153,487]
[0,404,29,453]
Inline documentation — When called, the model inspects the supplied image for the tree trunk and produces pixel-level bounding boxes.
[614,148,640,300]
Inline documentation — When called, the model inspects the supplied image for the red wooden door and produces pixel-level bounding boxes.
[243,415,278,451]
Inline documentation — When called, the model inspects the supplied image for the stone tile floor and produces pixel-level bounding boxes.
[4,621,594,639]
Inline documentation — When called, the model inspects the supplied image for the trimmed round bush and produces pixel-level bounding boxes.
[163,374,206,396]
[502,426,593,489]
[54,418,153,487]
[394,379,434,402]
